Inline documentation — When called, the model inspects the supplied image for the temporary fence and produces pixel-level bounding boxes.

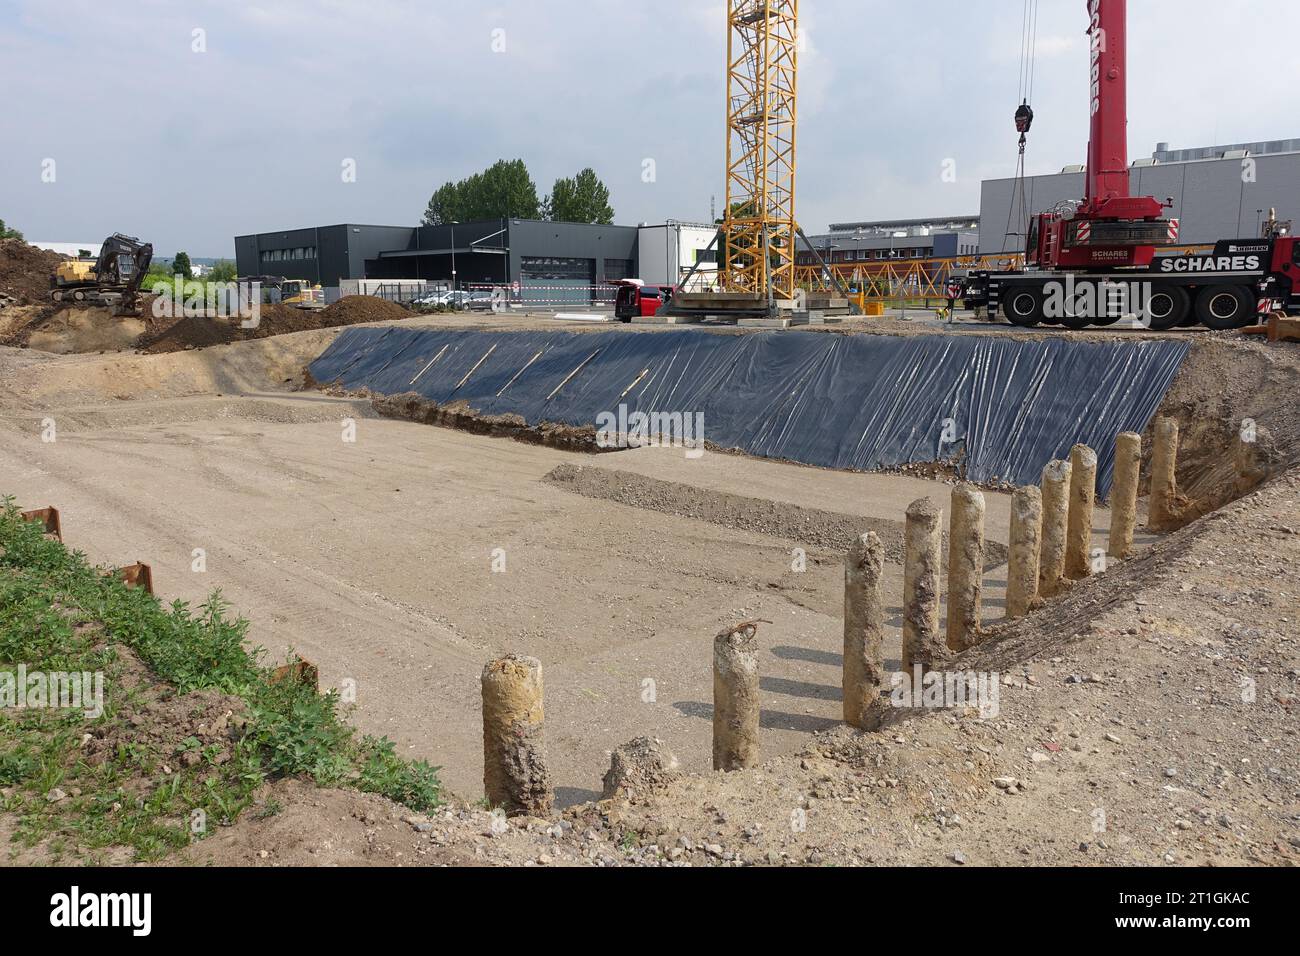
[466,283,617,309]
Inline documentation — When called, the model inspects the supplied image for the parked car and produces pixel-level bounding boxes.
[413,290,459,307]
[413,289,498,310]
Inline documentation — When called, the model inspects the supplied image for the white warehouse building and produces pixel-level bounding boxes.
[635,221,719,287]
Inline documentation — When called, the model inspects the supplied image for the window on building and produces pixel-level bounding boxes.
[520,256,595,281]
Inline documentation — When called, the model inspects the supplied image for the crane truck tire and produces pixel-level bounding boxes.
[1195,286,1255,330]
[1061,315,1093,330]
[1144,284,1191,332]
[1005,287,1044,328]
[1059,285,1093,329]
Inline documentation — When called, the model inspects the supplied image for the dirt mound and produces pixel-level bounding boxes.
[136,296,414,354]
[602,737,683,799]
[368,391,601,452]
[544,461,1009,568]
[2,297,161,352]
[0,239,65,305]
[21,307,147,354]
[318,295,413,324]
[1153,335,1300,503]
[136,304,304,352]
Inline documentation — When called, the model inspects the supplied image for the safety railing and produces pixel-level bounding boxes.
[794,254,1026,302]
[794,245,1219,307]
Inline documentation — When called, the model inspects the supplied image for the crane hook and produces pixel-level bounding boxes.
[1014,100,1034,152]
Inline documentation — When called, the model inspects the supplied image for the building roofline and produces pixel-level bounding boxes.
[237,218,651,242]
[828,215,980,231]
[983,141,1300,186]
[234,223,417,240]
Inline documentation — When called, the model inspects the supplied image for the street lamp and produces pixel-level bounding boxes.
[450,221,458,293]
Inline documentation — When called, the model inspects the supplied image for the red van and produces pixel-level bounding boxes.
[611,280,675,321]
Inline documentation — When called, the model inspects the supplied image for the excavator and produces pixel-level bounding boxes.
[50,233,154,315]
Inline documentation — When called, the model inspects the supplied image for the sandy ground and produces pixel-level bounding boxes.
[184,468,1300,868]
[3,317,1296,867]
[0,385,1121,803]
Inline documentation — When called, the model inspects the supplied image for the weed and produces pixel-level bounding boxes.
[0,497,442,862]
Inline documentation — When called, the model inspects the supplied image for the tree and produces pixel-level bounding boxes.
[0,218,22,241]
[471,159,540,220]
[172,251,193,279]
[548,168,614,225]
[209,259,237,282]
[423,181,467,226]
[421,159,540,224]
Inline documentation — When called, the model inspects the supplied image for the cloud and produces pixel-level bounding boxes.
[2,0,1296,255]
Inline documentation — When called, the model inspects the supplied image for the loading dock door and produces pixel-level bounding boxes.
[520,256,596,305]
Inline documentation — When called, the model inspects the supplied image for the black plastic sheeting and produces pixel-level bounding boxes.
[309,327,1190,495]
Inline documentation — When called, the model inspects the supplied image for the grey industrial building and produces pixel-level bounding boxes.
[979,139,1300,254]
[241,139,1298,296]
[235,219,641,300]
[798,216,982,266]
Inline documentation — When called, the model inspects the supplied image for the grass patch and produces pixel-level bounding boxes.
[0,496,441,862]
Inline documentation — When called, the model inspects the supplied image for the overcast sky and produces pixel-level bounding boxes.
[2,0,1295,257]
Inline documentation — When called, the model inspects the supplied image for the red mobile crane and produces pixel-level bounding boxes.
[969,0,1299,331]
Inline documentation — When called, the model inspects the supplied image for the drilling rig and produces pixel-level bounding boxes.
[968,0,1299,331]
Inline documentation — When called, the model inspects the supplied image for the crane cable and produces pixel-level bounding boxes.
[1003,0,1040,254]
[1017,0,1039,106]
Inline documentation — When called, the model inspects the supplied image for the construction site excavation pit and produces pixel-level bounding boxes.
[0,312,1295,864]
[4,409,1110,801]
[2,317,1240,807]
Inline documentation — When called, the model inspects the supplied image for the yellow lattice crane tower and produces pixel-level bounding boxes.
[723,0,799,307]
[667,0,852,320]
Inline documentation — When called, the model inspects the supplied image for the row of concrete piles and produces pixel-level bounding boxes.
[477,417,1208,813]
